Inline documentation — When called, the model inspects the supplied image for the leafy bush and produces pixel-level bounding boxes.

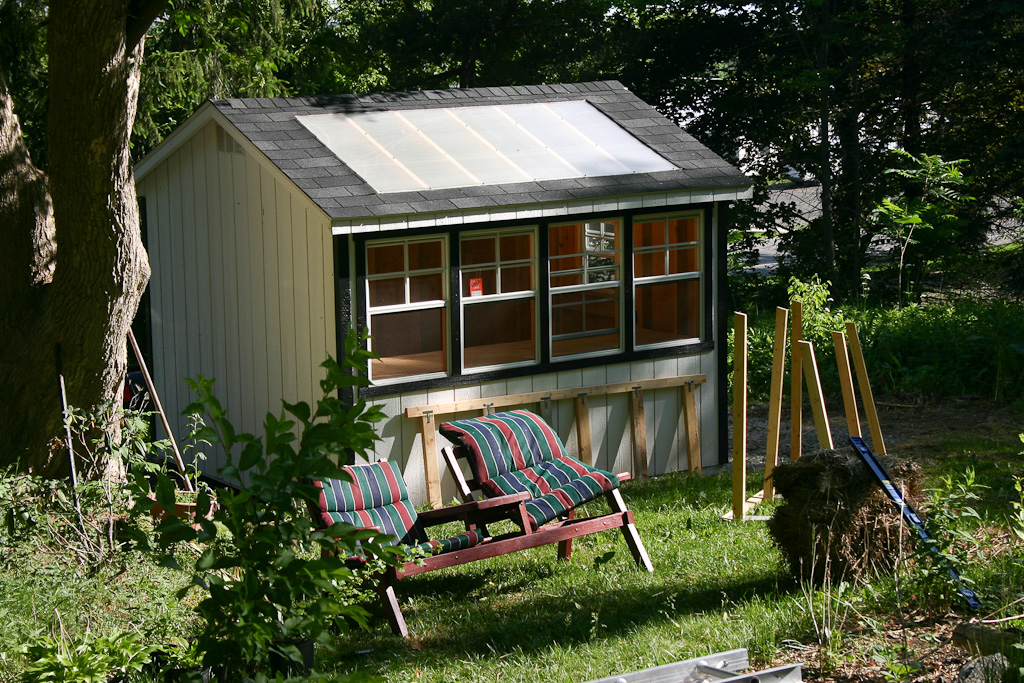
[20,629,156,683]
[130,330,395,680]
[733,275,1024,402]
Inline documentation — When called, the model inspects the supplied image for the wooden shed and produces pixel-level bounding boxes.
[134,81,752,505]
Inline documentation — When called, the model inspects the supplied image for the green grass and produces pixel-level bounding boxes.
[4,418,1024,682]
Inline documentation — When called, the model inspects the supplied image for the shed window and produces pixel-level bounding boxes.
[460,230,538,371]
[366,237,448,382]
[633,213,702,348]
[549,220,622,358]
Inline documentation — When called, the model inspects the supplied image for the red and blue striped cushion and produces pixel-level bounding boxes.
[440,410,619,529]
[311,462,486,555]
[311,461,418,546]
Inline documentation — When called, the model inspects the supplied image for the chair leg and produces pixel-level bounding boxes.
[378,576,408,637]
[557,510,575,560]
[607,489,654,573]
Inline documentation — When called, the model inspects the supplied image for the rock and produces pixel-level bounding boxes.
[957,654,1010,683]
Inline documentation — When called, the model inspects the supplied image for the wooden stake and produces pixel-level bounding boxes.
[832,330,862,437]
[682,382,701,475]
[420,413,441,509]
[846,322,887,455]
[128,329,194,492]
[630,388,649,480]
[764,307,789,502]
[732,312,748,521]
[574,393,593,466]
[790,300,804,461]
[798,340,834,450]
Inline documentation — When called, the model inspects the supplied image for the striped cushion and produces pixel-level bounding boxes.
[440,410,619,529]
[415,529,487,556]
[440,410,569,483]
[311,461,418,546]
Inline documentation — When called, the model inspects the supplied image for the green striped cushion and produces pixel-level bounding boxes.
[415,529,487,556]
[440,410,619,529]
[440,410,569,483]
[311,461,418,546]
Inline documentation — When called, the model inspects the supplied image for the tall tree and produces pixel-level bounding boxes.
[0,0,165,476]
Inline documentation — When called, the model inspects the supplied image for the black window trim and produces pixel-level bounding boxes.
[351,202,717,400]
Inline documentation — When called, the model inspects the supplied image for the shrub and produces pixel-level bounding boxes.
[130,329,396,680]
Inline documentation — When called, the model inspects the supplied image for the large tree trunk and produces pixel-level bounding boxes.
[0,1,158,477]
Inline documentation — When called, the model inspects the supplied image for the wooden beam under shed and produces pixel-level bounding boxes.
[630,388,649,480]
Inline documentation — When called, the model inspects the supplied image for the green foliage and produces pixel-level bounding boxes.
[906,469,984,610]
[20,629,156,683]
[129,329,396,677]
[872,151,976,304]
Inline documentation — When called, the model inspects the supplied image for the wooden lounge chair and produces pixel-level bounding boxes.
[311,426,652,637]
[439,409,653,572]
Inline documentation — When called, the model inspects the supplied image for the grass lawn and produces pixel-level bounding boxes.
[2,400,1022,682]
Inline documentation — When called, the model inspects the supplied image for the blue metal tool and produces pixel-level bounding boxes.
[849,435,981,611]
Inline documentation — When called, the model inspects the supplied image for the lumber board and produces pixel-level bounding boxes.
[420,414,442,509]
[764,307,788,501]
[682,382,701,475]
[846,322,887,455]
[790,300,804,461]
[832,330,862,437]
[630,389,649,480]
[575,394,593,466]
[732,312,748,521]
[799,340,834,450]
[404,374,707,418]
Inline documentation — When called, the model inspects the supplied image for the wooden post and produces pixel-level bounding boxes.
[574,393,593,465]
[420,413,442,509]
[681,382,701,475]
[790,300,803,461]
[732,312,748,521]
[832,330,862,437]
[798,340,834,450]
[630,388,649,480]
[846,322,887,454]
[539,396,553,424]
[764,307,789,501]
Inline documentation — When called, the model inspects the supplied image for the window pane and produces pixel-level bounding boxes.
[367,244,405,275]
[463,299,535,368]
[461,237,495,266]
[368,277,405,307]
[370,308,447,380]
[668,246,700,274]
[550,223,584,261]
[408,240,443,270]
[634,251,665,278]
[500,233,532,261]
[668,217,699,244]
[635,279,701,346]
[462,268,497,297]
[410,273,444,302]
[634,220,665,248]
[501,265,532,293]
[551,289,620,357]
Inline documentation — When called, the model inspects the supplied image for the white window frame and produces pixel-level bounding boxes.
[459,227,539,374]
[365,235,449,384]
[632,211,704,351]
[548,218,624,361]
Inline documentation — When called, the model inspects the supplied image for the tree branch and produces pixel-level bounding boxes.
[126,0,169,51]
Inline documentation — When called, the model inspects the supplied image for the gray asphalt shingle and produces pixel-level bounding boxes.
[211,80,750,220]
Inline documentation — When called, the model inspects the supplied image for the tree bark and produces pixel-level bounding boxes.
[0,1,158,477]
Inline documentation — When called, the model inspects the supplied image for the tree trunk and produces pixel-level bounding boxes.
[0,1,158,477]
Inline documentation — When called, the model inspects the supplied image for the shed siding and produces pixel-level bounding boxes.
[139,122,335,471]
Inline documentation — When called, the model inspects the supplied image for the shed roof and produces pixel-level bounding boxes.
[138,81,751,229]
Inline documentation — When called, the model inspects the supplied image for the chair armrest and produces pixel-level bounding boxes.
[616,471,632,483]
[418,491,530,526]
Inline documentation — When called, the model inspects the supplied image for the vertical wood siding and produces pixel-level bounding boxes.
[138,122,335,473]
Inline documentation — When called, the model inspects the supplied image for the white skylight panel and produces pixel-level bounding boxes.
[296,101,676,194]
